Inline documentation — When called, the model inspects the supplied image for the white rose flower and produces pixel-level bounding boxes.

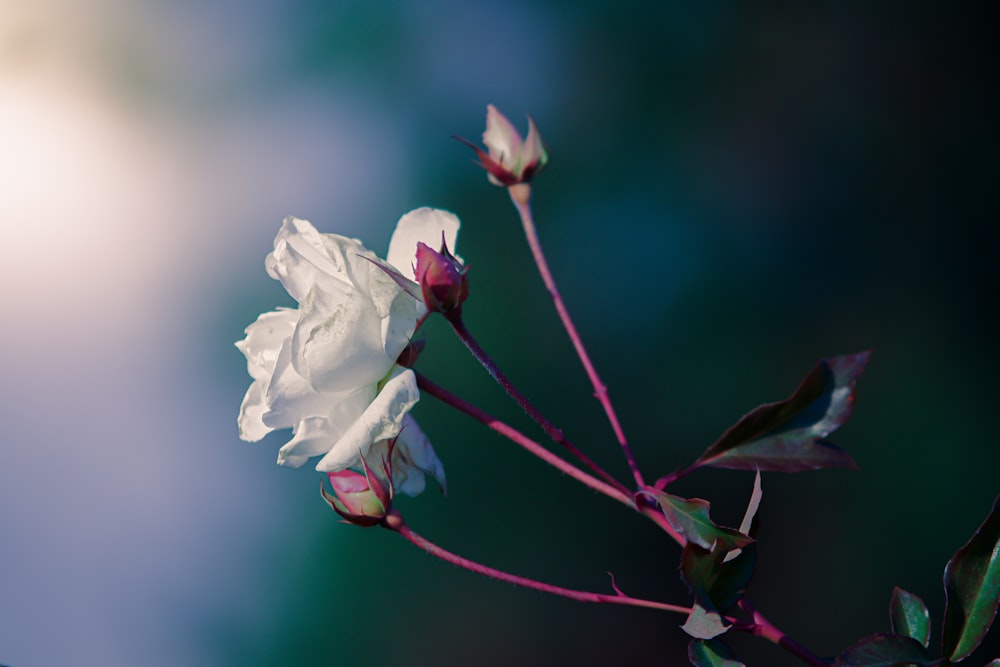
[237,208,459,493]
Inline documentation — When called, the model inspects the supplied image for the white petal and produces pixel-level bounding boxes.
[320,232,378,294]
[237,379,272,442]
[360,257,425,351]
[261,334,330,429]
[264,217,329,302]
[236,309,297,381]
[274,385,376,466]
[482,104,523,169]
[381,290,420,361]
[314,367,419,472]
[392,414,446,496]
[522,116,547,170]
[276,416,336,468]
[365,255,409,319]
[290,283,392,393]
[385,208,461,280]
[265,217,365,304]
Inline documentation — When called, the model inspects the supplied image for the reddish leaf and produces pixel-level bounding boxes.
[695,352,870,472]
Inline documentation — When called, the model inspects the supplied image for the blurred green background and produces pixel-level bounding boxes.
[1,2,995,666]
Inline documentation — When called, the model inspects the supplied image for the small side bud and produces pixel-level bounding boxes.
[415,236,469,315]
[321,449,395,527]
[454,104,549,187]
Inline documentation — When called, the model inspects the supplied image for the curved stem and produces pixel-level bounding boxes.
[652,463,701,491]
[738,601,830,667]
[416,373,634,508]
[385,511,689,616]
[508,184,645,489]
[446,313,630,497]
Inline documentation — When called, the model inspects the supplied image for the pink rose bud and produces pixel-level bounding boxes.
[415,238,469,315]
[455,105,549,187]
[321,451,394,527]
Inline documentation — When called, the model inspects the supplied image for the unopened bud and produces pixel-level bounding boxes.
[321,449,394,527]
[455,105,549,187]
[415,238,469,315]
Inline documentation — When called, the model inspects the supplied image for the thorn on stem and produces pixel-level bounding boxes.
[608,572,626,598]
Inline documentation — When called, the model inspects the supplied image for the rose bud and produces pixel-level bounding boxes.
[414,238,469,315]
[455,104,549,187]
[321,452,394,527]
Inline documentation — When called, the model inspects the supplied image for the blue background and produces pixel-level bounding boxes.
[0,2,995,665]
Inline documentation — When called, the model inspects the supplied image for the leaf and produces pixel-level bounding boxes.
[833,633,943,666]
[648,490,753,551]
[695,351,870,472]
[889,586,931,648]
[688,638,745,666]
[681,603,730,640]
[682,542,758,614]
[983,660,1000,666]
[942,495,1000,662]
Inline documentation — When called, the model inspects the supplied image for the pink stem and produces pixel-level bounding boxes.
[739,601,830,667]
[508,184,645,488]
[418,372,684,544]
[446,313,630,497]
[385,511,690,616]
[417,372,683,544]
[416,373,633,508]
[652,463,700,491]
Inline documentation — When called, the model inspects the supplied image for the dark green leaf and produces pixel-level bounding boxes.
[983,660,1000,666]
[834,633,943,666]
[695,352,869,472]
[890,586,931,648]
[688,638,745,666]
[649,490,752,551]
[681,603,730,640]
[942,495,1000,662]
[682,542,758,614]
